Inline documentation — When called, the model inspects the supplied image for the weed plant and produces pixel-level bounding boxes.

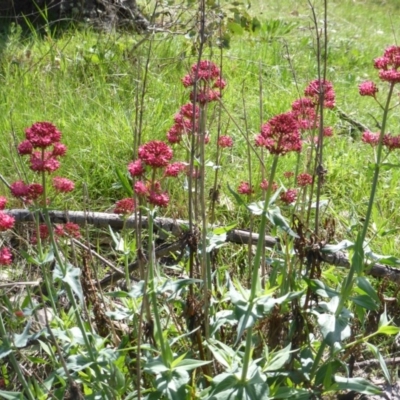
[1,0,400,399]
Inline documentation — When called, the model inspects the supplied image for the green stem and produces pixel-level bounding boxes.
[337,82,395,315]
[241,155,279,382]
[122,218,131,289]
[0,306,36,400]
[147,210,168,363]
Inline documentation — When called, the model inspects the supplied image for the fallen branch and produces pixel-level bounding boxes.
[6,209,400,285]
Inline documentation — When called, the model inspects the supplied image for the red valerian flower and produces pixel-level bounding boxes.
[10,181,43,201]
[0,212,15,231]
[31,224,50,244]
[0,247,12,265]
[291,97,318,130]
[128,160,145,177]
[362,131,380,146]
[256,112,302,156]
[283,171,295,179]
[260,179,278,192]
[10,181,30,198]
[114,198,135,215]
[55,223,81,238]
[25,122,62,148]
[359,81,379,97]
[164,162,186,177]
[383,134,400,151]
[374,46,400,84]
[182,60,221,87]
[53,177,75,193]
[190,89,221,104]
[52,143,67,157]
[237,181,254,195]
[134,181,149,196]
[148,191,169,207]
[17,140,33,155]
[297,173,313,187]
[280,189,298,204]
[0,197,7,210]
[138,141,173,168]
[323,127,334,137]
[304,79,336,109]
[30,151,60,173]
[217,135,233,148]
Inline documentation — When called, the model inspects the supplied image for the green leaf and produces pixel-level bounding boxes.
[331,376,382,395]
[313,298,351,347]
[270,386,313,399]
[155,368,189,399]
[314,360,342,388]
[212,222,237,235]
[14,320,32,348]
[320,240,354,253]
[227,184,247,208]
[206,231,227,252]
[264,343,293,371]
[144,358,170,374]
[227,21,244,35]
[53,263,84,304]
[351,294,379,311]
[0,391,24,400]
[265,205,299,238]
[172,358,212,371]
[115,167,134,197]
[377,325,400,335]
[0,343,12,359]
[366,343,391,384]
[304,278,339,298]
[356,277,380,304]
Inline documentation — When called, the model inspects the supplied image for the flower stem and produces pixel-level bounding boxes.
[241,154,279,382]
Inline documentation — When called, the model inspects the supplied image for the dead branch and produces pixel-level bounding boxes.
[6,209,400,285]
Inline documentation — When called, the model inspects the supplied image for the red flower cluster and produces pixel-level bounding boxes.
[167,103,200,144]
[217,135,233,148]
[31,224,49,244]
[54,223,81,238]
[304,79,335,109]
[283,171,294,179]
[255,112,302,156]
[10,181,43,201]
[114,198,135,215]
[260,179,278,192]
[297,173,313,187]
[362,131,380,146]
[164,162,186,177]
[128,160,145,177]
[280,189,298,205]
[362,131,400,151]
[182,60,226,104]
[383,134,400,151]
[0,212,15,231]
[237,181,254,195]
[138,141,173,168]
[291,97,317,130]
[359,81,379,97]
[53,177,75,193]
[0,247,12,265]
[133,180,170,207]
[17,122,66,174]
[0,197,7,210]
[374,46,400,84]
[126,140,185,208]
